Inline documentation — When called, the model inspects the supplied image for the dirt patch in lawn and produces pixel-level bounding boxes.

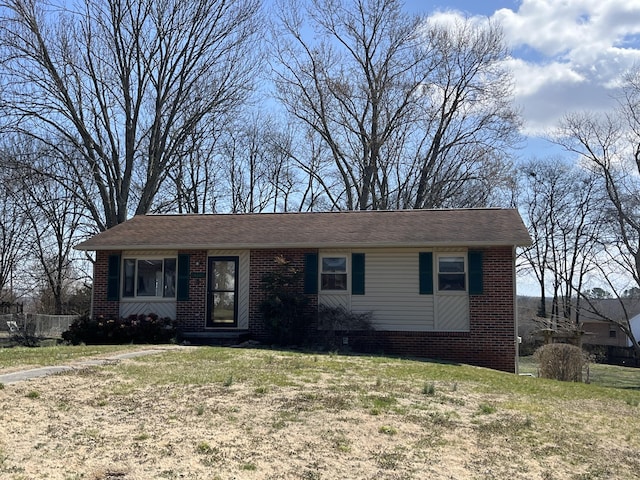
[0,348,638,480]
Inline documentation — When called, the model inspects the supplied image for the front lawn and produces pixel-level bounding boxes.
[0,347,638,479]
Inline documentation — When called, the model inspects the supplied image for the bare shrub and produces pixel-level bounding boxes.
[534,344,586,382]
[317,305,374,350]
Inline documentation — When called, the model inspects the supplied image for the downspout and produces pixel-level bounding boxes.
[513,245,519,375]
[89,252,96,319]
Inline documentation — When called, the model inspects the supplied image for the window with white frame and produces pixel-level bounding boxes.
[320,256,348,291]
[122,258,176,298]
[437,255,466,291]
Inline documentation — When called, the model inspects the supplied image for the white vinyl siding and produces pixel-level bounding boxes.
[120,301,176,319]
[348,249,435,331]
[212,250,250,329]
[434,252,469,331]
[319,294,350,311]
[318,248,470,332]
[434,295,469,331]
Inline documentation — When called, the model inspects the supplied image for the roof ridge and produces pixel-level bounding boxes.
[142,207,508,217]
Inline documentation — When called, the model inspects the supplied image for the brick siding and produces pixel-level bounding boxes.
[248,249,319,340]
[176,250,207,332]
[92,250,121,319]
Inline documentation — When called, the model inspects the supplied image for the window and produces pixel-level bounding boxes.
[437,255,466,291]
[321,256,347,291]
[609,329,617,338]
[122,258,176,298]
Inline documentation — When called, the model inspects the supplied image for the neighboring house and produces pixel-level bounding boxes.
[582,320,629,349]
[76,209,531,372]
[578,299,640,365]
[577,298,640,348]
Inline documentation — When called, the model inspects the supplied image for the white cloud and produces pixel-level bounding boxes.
[430,0,640,136]
[504,57,584,97]
[495,0,640,58]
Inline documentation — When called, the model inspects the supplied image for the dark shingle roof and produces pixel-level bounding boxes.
[75,209,531,251]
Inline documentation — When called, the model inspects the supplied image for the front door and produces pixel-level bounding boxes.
[207,257,238,328]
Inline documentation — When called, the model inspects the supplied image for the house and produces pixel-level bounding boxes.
[518,296,640,365]
[579,299,640,365]
[75,209,531,372]
[580,298,640,347]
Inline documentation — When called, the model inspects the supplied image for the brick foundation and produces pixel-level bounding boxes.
[468,246,517,372]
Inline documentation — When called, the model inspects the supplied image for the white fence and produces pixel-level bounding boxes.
[1,313,78,337]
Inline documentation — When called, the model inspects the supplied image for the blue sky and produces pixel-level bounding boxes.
[403,0,640,158]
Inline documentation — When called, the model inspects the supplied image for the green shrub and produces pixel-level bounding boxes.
[61,313,177,345]
[534,343,586,382]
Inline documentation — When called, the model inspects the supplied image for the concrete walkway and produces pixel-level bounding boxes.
[0,346,185,385]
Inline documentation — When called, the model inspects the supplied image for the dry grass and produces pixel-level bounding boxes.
[0,346,639,479]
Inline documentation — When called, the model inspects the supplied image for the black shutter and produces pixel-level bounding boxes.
[106,254,121,301]
[352,253,365,295]
[468,251,483,295]
[177,254,190,301]
[304,252,318,294]
[419,252,433,295]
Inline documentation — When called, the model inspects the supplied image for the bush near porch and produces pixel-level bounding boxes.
[62,313,177,345]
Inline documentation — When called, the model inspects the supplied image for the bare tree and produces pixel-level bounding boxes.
[0,156,30,303]
[162,123,225,214]
[271,125,349,211]
[518,161,557,319]
[0,0,263,230]
[271,0,519,210]
[555,69,640,355]
[219,115,299,213]
[406,17,520,209]
[518,158,604,328]
[18,163,84,314]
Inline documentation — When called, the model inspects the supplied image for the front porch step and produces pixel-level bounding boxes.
[180,330,250,346]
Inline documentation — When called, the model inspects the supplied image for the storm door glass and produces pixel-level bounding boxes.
[207,257,238,327]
